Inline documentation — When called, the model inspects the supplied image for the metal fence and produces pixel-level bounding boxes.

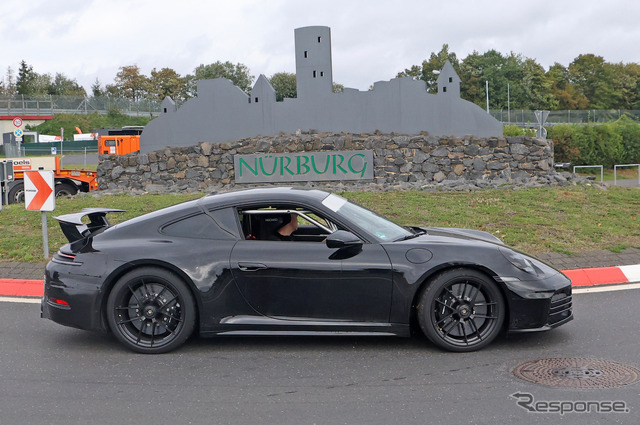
[2,95,639,124]
[492,109,640,125]
[0,95,161,117]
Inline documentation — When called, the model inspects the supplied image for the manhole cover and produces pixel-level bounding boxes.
[512,358,640,389]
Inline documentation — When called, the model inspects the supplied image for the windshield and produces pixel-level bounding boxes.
[322,194,412,242]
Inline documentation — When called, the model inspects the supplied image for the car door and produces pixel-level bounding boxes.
[230,239,393,323]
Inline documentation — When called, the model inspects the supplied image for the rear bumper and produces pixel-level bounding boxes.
[41,260,107,332]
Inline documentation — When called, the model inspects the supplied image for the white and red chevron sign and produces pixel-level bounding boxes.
[24,171,55,211]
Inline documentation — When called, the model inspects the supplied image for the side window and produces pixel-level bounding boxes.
[161,213,234,240]
[238,205,337,242]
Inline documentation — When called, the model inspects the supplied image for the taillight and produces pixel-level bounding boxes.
[54,251,76,263]
[48,297,69,306]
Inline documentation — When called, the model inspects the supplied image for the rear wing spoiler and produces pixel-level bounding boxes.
[54,208,125,242]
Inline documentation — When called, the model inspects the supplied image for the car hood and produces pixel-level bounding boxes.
[415,226,504,245]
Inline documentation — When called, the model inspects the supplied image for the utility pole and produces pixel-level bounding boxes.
[485,81,489,113]
[507,83,511,123]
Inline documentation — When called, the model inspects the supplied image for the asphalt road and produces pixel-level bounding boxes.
[609,178,640,187]
[1,289,639,425]
[61,153,98,166]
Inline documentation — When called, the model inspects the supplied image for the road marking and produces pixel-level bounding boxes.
[1,282,639,305]
[572,282,640,294]
[0,296,41,304]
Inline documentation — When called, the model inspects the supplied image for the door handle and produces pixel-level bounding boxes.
[237,262,268,272]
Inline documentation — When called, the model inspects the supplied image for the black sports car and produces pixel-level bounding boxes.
[43,187,573,354]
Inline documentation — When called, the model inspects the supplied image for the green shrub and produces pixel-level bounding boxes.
[612,116,640,164]
[503,125,536,137]
[27,113,153,138]
[548,120,638,167]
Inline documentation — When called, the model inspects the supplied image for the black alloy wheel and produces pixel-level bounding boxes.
[106,267,196,354]
[417,268,505,352]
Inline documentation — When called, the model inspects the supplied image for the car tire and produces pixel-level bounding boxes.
[106,267,196,354]
[417,268,505,352]
[55,182,78,197]
[7,182,24,204]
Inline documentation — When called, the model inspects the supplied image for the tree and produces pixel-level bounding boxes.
[568,54,619,109]
[269,72,297,101]
[106,65,149,101]
[546,63,589,110]
[31,73,53,95]
[190,61,254,94]
[16,60,37,95]
[91,78,104,97]
[2,66,16,95]
[520,58,555,110]
[610,62,640,109]
[459,50,514,108]
[397,44,459,93]
[49,73,86,96]
[148,67,188,102]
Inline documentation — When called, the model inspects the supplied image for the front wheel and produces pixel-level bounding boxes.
[417,268,505,352]
[7,182,24,204]
[106,267,196,354]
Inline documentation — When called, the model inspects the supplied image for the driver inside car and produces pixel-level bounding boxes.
[274,213,298,241]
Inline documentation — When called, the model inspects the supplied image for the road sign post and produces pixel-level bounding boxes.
[24,170,55,258]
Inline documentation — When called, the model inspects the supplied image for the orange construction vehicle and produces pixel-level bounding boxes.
[97,126,144,155]
[1,156,98,205]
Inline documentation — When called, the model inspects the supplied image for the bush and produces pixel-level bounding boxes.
[27,113,153,138]
[612,116,640,164]
[503,125,536,137]
[548,119,638,168]
[549,124,581,164]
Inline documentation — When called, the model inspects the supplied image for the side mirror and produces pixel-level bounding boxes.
[326,230,363,249]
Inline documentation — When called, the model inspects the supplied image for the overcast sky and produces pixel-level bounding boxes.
[1,0,639,93]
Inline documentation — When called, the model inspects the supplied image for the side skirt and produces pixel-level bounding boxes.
[200,317,410,337]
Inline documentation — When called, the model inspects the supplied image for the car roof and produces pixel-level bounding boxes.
[102,187,333,236]
[199,186,332,209]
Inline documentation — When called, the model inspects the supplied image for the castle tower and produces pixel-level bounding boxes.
[437,60,461,97]
[295,26,333,99]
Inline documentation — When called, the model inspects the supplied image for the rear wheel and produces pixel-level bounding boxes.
[55,182,77,197]
[106,267,196,354]
[417,268,505,352]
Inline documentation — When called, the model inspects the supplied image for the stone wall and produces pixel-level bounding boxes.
[97,133,557,193]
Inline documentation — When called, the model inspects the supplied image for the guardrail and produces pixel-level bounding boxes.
[0,95,161,117]
[573,165,603,182]
[614,164,640,186]
[491,109,640,124]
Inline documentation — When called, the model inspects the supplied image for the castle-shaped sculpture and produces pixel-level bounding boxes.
[140,26,502,153]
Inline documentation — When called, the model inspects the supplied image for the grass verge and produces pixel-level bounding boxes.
[0,186,639,262]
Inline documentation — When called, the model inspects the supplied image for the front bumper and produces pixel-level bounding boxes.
[501,272,574,332]
[41,260,107,332]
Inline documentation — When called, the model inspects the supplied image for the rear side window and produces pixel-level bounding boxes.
[161,213,232,240]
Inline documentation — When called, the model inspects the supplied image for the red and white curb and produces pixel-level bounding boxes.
[563,264,640,287]
[2,264,640,301]
[0,279,44,303]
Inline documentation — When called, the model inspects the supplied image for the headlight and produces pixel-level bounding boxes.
[499,247,536,275]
